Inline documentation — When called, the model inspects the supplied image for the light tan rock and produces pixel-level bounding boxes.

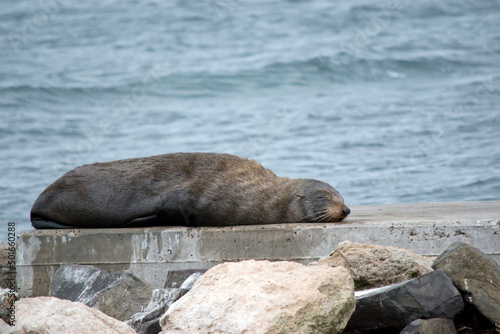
[0,318,11,332]
[0,288,18,324]
[8,296,137,334]
[160,260,355,334]
[0,243,11,289]
[400,318,457,334]
[312,241,433,290]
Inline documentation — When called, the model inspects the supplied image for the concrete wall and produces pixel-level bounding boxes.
[16,201,500,298]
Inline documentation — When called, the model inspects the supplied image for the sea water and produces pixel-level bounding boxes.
[1,0,499,240]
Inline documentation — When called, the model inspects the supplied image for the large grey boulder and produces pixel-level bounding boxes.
[432,242,500,326]
[50,264,152,321]
[126,272,203,334]
[345,270,464,332]
[311,241,433,290]
[5,296,137,334]
[399,318,456,334]
[160,260,355,334]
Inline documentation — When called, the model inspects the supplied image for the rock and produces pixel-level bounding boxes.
[50,264,128,305]
[0,243,14,290]
[0,244,7,287]
[126,272,203,334]
[432,242,500,326]
[345,270,464,332]
[164,270,205,289]
[453,301,498,334]
[50,264,152,321]
[93,274,153,322]
[7,296,137,334]
[0,287,18,324]
[160,260,355,334]
[0,318,10,331]
[311,241,433,290]
[399,318,456,334]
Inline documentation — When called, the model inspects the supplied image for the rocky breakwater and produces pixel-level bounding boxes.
[1,241,499,333]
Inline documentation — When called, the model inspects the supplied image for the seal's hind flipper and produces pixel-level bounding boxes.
[31,217,76,229]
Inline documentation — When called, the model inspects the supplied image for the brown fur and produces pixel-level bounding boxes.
[30,153,349,228]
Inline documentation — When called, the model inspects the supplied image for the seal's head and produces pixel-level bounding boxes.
[295,179,350,222]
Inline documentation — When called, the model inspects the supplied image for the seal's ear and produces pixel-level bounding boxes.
[296,194,305,198]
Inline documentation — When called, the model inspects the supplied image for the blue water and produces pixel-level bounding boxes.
[1,0,499,241]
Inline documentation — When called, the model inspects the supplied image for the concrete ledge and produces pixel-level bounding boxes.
[17,201,500,298]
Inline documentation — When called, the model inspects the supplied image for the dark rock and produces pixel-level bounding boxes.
[50,264,152,321]
[345,270,464,332]
[432,242,500,326]
[453,299,497,334]
[50,265,126,305]
[126,272,203,334]
[399,318,456,334]
[164,269,205,288]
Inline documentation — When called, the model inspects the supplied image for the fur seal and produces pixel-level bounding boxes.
[31,153,350,228]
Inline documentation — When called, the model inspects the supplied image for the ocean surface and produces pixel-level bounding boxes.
[1,0,499,241]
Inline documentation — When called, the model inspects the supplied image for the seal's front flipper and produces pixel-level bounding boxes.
[122,215,163,228]
[123,212,192,227]
[31,216,76,229]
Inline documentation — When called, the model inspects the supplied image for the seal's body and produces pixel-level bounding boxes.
[31,153,350,228]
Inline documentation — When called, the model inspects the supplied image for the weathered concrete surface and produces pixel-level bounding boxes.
[16,201,500,298]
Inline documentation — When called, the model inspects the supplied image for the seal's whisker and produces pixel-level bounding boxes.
[300,213,317,222]
[315,211,334,222]
[301,209,329,222]
[300,210,325,221]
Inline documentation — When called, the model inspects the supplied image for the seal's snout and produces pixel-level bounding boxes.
[342,206,351,217]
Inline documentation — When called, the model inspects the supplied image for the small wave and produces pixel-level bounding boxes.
[0,83,120,96]
[0,51,485,101]
[461,176,500,189]
[146,53,483,93]
[253,54,478,84]
[340,141,386,149]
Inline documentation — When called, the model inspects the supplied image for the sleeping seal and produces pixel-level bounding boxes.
[31,153,350,228]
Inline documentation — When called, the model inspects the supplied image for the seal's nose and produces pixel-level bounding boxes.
[342,206,351,216]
